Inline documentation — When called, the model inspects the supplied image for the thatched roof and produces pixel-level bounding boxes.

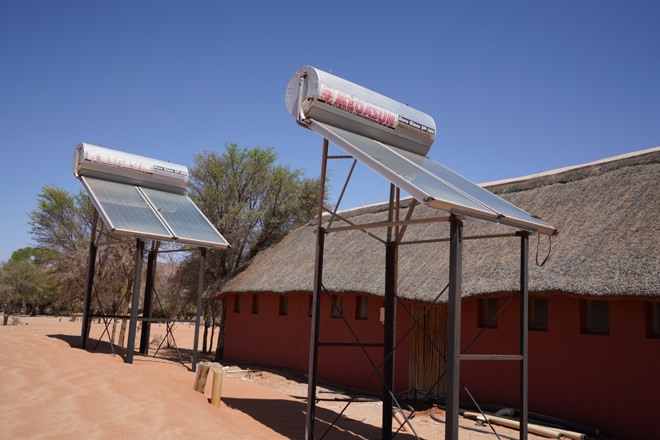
[219,147,660,302]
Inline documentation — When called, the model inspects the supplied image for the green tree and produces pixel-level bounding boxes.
[177,143,326,360]
[27,186,93,314]
[0,248,56,324]
[27,186,137,328]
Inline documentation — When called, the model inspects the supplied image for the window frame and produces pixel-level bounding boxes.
[529,297,549,332]
[330,294,343,318]
[477,297,499,329]
[580,299,610,336]
[251,294,260,315]
[646,301,660,339]
[278,295,288,316]
[355,296,369,320]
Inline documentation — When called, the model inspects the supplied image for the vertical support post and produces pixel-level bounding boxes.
[446,215,463,440]
[305,138,329,440]
[192,247,206,373]
[382,184,397,440]
[382,241,397,439]
[126,239,145,364]
[519,232,530,440]
[139,248,156,354]
[81,210,98,349]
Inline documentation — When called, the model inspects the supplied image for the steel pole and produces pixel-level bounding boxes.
[305,138,329,440]
[192,247,206,373]
[81,210,98,349]
[125,239,145,364]
[382,241,397,439]
[381,185,398,439]
[446,215,463,440]
[519,232,530,440]
[139,248,156,354]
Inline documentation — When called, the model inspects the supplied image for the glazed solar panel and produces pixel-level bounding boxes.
[82,177,173,240]
[141,187,229,248]
[309,120,556,235]
[82,176,229,248]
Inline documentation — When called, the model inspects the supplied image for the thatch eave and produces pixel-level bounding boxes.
[219,146,660,304]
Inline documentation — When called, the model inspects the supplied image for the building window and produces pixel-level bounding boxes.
[279,295,288,316]
[330,295,343,318]
[529,297,548,331]
[251,294,260,314]
[355,296,369,320]
[647,301,660,338]
[233,295,241,313]
[581,299,609,335]
[477,298,498,329]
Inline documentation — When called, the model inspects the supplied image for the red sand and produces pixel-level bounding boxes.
[0,316,543,439]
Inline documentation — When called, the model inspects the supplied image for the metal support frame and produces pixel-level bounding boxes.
[139,249,157,354]
[446,215,463,440]
[519,231,530,440]
[81,210,98,349]
[125,239,145,364]
[382,186,398,439]
[192,247,206,373]
[303,137,533,440]
[305,138,329,440]
[80,205,217,370]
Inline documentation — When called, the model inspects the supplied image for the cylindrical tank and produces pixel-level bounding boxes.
[285,65,435,156]
[72,143,188,194]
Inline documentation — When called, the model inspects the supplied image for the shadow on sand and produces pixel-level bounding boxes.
[222,396,419,440]
[46,333,212,369]
[47,333,128,358]
[47,333,416,439]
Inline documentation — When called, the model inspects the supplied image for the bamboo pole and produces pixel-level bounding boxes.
[463,412,587,439]
[210,369,224,407]
[392,408,414,434]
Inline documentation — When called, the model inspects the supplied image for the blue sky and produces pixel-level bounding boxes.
[1,1,659,261]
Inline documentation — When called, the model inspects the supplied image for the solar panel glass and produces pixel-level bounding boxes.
[140,188,229,248]
[82,177,172,240]
[309,120,556,235]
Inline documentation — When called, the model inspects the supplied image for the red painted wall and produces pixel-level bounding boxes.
[460,295,660,440]
[224,292,659,440]
[224,292,410,394]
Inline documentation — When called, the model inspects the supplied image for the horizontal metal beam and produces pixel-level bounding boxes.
[327,155,353,159]
[459,354,523,361]
[325,216,452,234]
[96,239,136,248]
[153,247,201,254]
[139,317,197,323]
[321,208,386,244]
[399,232,520,246]
[89,314,130,319]
[319,342,385,347]
[88,314,196,324]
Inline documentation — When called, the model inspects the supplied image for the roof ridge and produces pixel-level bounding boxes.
[481,146,660,188]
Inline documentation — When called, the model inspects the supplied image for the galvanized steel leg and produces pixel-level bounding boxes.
[306,138,329,440]
[192,247,206,373]
[446,215,463,440]
[520,232,529,440]
[81,210,98,349]
[139,249,156,354]
[126,239,145,364]
[306,229,325,440]
[382,241,397,439]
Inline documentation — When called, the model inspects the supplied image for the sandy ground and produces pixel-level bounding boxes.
[0,315,547,440]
